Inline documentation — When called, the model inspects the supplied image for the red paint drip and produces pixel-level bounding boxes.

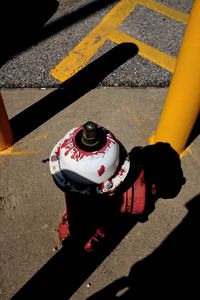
[97,165,105,176]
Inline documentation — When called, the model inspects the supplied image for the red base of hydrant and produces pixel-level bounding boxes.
[58,169,154,252]
[59,212,107,252]
[59,213,70,242]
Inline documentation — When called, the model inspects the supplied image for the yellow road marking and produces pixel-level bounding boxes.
[139,0,189,24]
[50,0,189,82]
[109,30,176,72]
[51,0,138,82]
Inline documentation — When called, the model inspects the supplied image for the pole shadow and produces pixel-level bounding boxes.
[11,142,186,300]
[0,0,59,66]
[86,194,200,299]
[0,0,118,66]
[10,42,138,143]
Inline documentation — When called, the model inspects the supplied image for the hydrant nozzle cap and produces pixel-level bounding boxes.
[82,121,98,147]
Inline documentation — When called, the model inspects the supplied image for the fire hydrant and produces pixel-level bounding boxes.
[49,121,147,252]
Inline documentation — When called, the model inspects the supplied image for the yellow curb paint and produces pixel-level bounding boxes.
[50,0,188,82]
[0,146,36,156]
[109,30,176,72]
[0,133,48,156]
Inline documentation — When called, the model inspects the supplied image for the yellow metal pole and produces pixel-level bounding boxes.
[153,0,200,154]
[0,92,14,151]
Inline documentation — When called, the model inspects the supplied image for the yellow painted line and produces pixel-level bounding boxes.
[0,146,36,156]
[50,0,139,82]
[109,30,176,72]
[139,0,189,24]
[0,133,49,156]
[50,0,189,82]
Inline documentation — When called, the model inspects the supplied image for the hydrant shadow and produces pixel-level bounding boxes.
[12,142,185,300]
[86,194,200,299]
[60,142,186,251]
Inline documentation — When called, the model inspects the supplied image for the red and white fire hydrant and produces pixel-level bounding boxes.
[49,121,147,252]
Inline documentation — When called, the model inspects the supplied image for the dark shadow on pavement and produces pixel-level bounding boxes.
[10,43,138,143]
[86,194,200,300]
[0,0,118,66]
[11,142,186,300]
[1,0,59,66]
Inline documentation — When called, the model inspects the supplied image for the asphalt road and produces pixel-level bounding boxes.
[0,0,194,88]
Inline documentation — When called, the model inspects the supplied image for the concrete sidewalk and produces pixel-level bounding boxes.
[0,87,199,300]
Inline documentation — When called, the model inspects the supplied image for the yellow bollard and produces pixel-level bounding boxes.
[153,0,200,154]
[0,92,14,151]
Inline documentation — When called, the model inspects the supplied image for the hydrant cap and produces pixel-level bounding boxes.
[49,121,130,194]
